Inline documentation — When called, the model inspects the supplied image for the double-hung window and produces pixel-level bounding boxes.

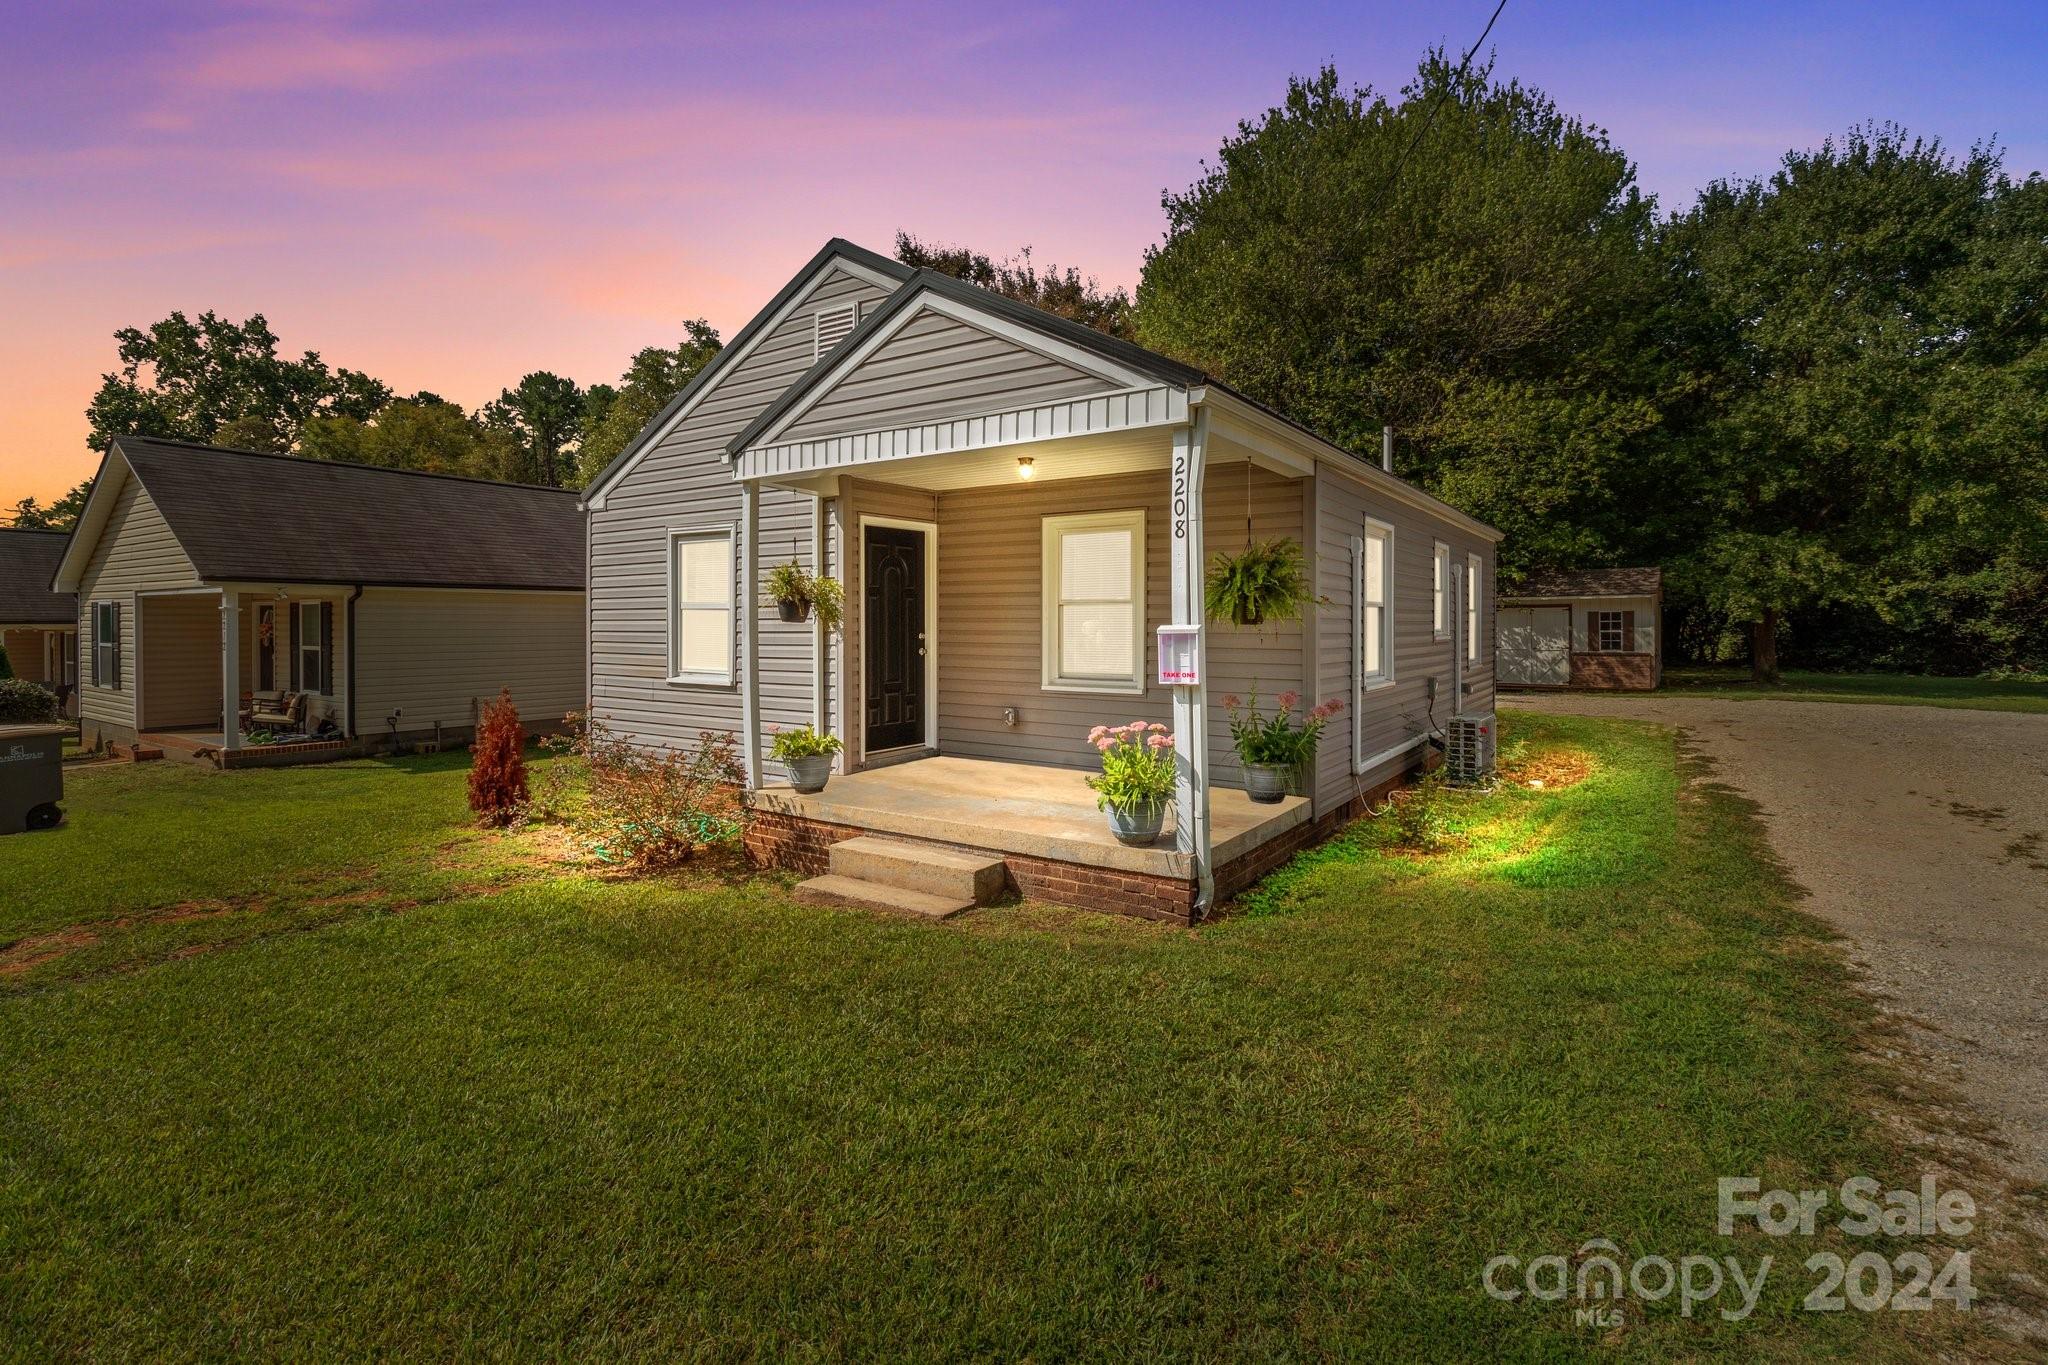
[1432,541,1450,638]
[1466,553,1482,661]
[1042,510,1145,693]
[90,600,119,689]
[669,528,736,684]
[296,601,326,693]
[1358,520,1394,688]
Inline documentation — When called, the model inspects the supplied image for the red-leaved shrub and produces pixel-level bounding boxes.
[468,688,528,827]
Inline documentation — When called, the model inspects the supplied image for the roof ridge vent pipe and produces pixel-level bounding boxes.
[1381,426,1394,473]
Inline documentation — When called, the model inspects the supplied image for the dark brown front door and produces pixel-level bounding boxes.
[864,523,926,752]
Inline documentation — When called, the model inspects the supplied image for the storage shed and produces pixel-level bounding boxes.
[1496,567,1662,690]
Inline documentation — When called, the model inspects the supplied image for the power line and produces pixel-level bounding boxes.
[1358,0,1511,229]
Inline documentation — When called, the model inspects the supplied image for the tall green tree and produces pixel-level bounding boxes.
[575,322,724,483]
[1662,127,2048,677]
[1134,59,1670,573]
[896,232,1134,339]
[7,480,93,531]
[86,311,390,454]
[298,397,522,479]
[484,371,587,486]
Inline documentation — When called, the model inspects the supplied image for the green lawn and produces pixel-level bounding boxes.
[0,721,2007,1358]
[1662,664,2048,712]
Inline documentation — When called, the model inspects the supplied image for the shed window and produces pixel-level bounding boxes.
[1042,510,1145,693]
[1467,553,1483,661]
[90,600,120,689]
[670,529,736,684]
[1592,610,1627,652]
[1432,541,1450,638]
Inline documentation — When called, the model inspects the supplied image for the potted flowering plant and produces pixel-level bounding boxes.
[764,560,845,629]
[1224,689,1342,803]
[767,723,843,793]
[1084,721,1177,846]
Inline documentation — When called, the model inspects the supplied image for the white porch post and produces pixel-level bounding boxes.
[1170,410,1213,912]
[810,491,828,736]
[218,589,240,753]
[739,480,762,789]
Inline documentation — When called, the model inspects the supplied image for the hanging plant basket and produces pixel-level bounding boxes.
[1205,537,1316,628]
[764,560,844,631]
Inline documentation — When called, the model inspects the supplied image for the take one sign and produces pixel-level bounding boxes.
[1156,625,1201,687]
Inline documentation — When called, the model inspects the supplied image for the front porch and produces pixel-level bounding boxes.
[746,755,1315,923]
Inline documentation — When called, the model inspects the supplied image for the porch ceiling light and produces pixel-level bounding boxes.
[1017,456,1034,480]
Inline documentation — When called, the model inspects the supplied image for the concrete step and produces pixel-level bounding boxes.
[827,837,1005,903]
[794,875,974,921]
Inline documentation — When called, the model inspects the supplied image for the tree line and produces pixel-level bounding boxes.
[16,54,2043,675]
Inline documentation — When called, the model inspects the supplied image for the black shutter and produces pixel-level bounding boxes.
[110,602,121,689]
[290,606,301,691]
[319,603,334,694]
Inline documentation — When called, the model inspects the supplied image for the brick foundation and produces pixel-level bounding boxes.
[747,757,1425,925]
[1567,651,1657,690]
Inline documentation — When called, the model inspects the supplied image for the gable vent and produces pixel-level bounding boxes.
[813,304,857,360]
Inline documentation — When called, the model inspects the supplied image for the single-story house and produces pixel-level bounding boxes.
[51,437,585,765]
[1,528,78,716]
[582,238,1502,923]
[1496,567,1663,690]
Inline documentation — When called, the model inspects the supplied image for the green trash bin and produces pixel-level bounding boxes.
[0,723,68,834]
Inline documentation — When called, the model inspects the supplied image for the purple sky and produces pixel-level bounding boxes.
[5,0,2044,504]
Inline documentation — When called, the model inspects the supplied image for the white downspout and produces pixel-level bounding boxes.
[739,480,762,790]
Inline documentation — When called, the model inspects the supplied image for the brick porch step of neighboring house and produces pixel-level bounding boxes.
[794,837,1006,920]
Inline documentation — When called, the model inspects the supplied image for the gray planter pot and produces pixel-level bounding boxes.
[1243,762,1291,804]
[783,754,833,793]
[1105,800,1167,847]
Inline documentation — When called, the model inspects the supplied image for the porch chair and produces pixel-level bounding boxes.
[248,691,305,732]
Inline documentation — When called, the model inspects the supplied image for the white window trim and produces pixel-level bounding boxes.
[1432,540,1450,639]
[1467,552,1483,661]
[1592,609,1627,654]
[296,600,326,695]
[1041,508,1147,696]
[1361,518,1396,693]
[90,600,117,689]
[667,525,738,686]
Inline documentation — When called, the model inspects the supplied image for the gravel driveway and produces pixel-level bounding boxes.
[1502,692,2048,1181]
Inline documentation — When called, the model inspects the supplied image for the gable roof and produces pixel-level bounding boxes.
[726,268,1202,458]
[579,237,913,506]
[0,529,74,624]
[57,438,584,592]
[1503,567,1662,599]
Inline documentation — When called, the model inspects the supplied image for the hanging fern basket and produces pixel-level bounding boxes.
[1205,537,1314,628]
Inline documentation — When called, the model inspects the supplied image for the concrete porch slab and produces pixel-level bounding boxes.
[749,754,1309,878]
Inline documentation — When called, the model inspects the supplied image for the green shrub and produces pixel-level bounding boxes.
[1381,767,1452,852]
[0,643,13,680]
[0,678,60,723]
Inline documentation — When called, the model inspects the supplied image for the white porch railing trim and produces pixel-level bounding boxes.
[736,384,1188,482]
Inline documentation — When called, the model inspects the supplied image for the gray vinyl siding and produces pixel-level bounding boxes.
[76,470,202,736]
[354,588,584,737]
[776,309,1115,445]
[137,591,221,729]
[929,463,1305,789]
[587,264,893,757]
[1313,463,1497,813]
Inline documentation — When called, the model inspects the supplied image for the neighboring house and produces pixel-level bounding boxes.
[1496,567,1663,691]
[582,238,1501,923]
[0,528,78,716]
[51,438,585,765]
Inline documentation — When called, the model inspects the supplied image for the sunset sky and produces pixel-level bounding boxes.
[4,0,2043,507]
